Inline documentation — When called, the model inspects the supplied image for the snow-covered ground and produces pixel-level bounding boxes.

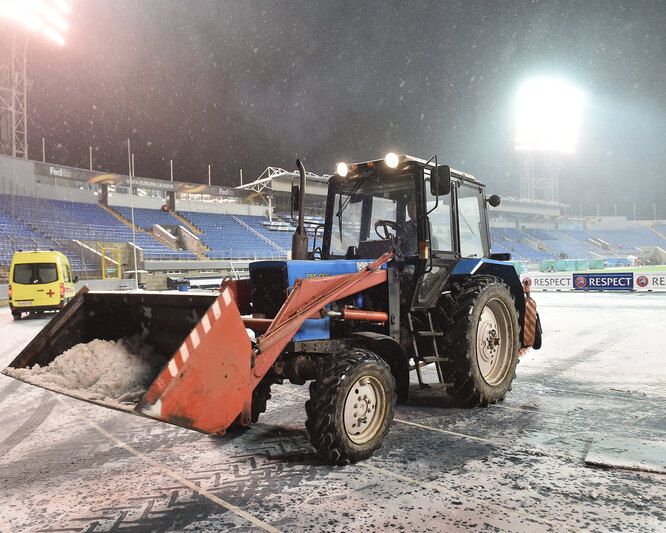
[0,292,664,532]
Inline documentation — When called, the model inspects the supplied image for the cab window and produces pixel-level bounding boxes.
[368,197,397,242]
[425,181,452,252]
[457,185,485,258]
[13,263,59,284]
[329,196,363,255]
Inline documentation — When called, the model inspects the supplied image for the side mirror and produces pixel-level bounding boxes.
[73,275,79,283]
[291,184,300,212]
[430,165,451,196]
[487,194,501,208]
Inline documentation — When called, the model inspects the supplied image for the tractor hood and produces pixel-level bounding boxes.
[249,259,388,342]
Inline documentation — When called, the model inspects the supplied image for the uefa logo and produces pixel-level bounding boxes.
[575,276,587,288]
[636,275,649,288]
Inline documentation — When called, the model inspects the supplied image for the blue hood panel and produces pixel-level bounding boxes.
[250,259,384,342]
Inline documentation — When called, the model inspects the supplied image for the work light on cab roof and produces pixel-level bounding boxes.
[384,152,399,168]
[336,153,402,176]
[336,162,348,177]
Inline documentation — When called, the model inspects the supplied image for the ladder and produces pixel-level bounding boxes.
[407,310,452,388]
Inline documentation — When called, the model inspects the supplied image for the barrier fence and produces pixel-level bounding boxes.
[521,272,666,292]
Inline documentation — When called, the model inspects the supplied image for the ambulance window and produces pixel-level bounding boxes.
[13,263,60,284]
[13,264,34,284]
[63,264,72,282]
[37,264,59,284]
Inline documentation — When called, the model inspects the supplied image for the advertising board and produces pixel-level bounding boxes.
[521,274,572,290]
[522,272,666,292]
[634,272,666,291]
[573,273,633,291]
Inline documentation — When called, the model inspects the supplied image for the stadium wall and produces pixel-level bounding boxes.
[36,183,97,204]
[106,194,266,215]
[0,156,36,196]
[175,199,265,216]
[108,194,167,210]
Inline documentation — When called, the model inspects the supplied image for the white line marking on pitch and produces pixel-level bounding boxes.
[54,395,280,533]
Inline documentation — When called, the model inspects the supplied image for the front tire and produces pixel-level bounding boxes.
[250,381,272,423]
[440,276,520,407]
[305,348,396,465]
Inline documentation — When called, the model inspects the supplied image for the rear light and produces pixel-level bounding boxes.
[8,285,12,299]
[60,283,65,298]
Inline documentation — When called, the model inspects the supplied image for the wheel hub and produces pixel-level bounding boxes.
[344,377,378,437]
[476,300,512,386]
[478,310,500,363]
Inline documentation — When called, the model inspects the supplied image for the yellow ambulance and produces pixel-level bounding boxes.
[8,250,77,320]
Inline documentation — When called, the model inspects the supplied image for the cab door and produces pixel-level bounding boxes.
[410,175,457,310]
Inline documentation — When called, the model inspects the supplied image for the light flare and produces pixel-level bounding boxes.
[514,77,584,154]
[384,152,399,168]
[336,162,348,177]
[0,0,72,45]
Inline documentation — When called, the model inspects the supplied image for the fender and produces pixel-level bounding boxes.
[451,258,531,346]
[451,258,526,316]
[351,332,410,404]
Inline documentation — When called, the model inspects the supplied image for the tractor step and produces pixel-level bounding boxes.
[415,331,444,337]
[410,356,451,367]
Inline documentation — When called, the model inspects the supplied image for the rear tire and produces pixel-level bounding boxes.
[440,276,520,407]
[250,381,272,423]
[12,312,21,321]
[305,348,396,465]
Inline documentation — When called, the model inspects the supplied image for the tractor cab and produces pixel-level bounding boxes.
[322,154,499,310]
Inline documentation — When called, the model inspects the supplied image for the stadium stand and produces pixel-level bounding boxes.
[1,193,664,273]
[0,207,64,267]
[0,195,196,266]
[522,228,606,258]
[589,227,666,252]
[113,205,181,230]
[178,211,289,259]
[491,228,556,261]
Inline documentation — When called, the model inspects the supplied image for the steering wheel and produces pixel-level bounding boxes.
[374,219,408,242]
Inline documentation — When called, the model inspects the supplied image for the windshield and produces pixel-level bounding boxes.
[13,263,59,285]
[329,175,415,257]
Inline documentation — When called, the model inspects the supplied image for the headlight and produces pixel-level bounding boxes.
[336,162,348,177]
[385,152,399,168]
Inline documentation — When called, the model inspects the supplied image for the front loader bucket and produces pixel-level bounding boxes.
[3,286,253,434]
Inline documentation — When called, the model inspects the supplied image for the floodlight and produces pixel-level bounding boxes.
[0,0,73,45]
[336,162,348,177]
[514,77,583,154]
[384,152,399,168]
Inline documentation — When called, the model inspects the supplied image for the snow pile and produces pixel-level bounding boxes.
[7,336,162,404]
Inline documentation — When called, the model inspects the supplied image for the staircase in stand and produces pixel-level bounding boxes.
[231,215,288,255]
[100,204,179,250]
[171,210,204,235]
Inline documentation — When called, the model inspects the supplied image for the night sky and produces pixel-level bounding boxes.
[22,0,666,218]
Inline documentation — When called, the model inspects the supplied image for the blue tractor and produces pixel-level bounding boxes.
[247,154,542,463]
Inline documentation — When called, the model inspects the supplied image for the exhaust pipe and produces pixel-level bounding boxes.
[291,158,309,260]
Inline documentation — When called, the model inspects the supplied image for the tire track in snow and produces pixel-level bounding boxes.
[0,380,20,407]
[0,391,55,457]
[533,333,625,379]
